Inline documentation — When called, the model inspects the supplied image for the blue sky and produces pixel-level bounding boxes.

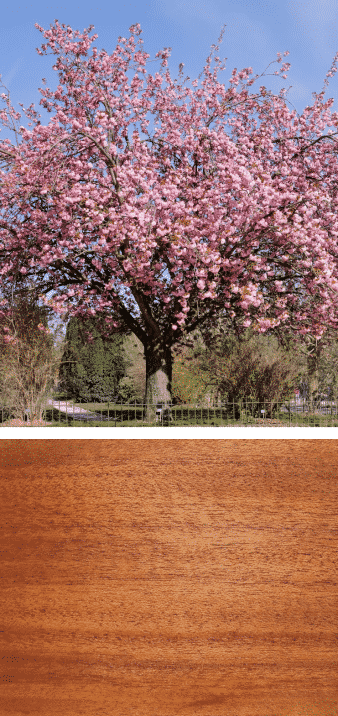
[1,0,338,345]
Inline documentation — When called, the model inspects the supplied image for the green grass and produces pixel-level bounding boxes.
[2,393,338,427]
[23,399,338,427]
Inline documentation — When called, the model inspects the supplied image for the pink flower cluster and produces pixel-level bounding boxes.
[0,21,338,349]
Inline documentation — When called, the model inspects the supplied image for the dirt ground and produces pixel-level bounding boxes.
[0,439,337,716]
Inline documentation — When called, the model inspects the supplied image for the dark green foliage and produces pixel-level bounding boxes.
[117,376,137,404]
[57,315,128,403]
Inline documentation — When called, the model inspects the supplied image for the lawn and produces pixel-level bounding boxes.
[3,398,338,427]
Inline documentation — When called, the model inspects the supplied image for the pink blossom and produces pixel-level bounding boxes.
[0,21,337,404]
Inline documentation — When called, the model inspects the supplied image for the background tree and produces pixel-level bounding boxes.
[317,335,338,404]
[1,22,338,422]
[0,276,69,422]
[57,313,132,403]
[116,375,137,404]
[172,315,308,418]
[270,320,338,410]
[172,333,212,406]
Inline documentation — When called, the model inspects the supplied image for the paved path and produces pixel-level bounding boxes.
[44,399,105,421]
[45,399,99,417]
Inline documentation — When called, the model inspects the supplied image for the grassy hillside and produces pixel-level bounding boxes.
[121,333,146,402]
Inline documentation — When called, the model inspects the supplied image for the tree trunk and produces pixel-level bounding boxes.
[144,338,172,423]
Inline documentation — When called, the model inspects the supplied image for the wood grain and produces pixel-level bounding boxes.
[0,439,337,716]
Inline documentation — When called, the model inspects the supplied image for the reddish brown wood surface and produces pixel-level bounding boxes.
[0,439,337,716]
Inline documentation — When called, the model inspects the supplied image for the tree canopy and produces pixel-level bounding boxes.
[1,20,338,415]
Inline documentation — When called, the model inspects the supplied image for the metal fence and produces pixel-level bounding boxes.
[1,394,338,427]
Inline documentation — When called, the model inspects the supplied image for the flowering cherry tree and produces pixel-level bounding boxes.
[1,20,338,418]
